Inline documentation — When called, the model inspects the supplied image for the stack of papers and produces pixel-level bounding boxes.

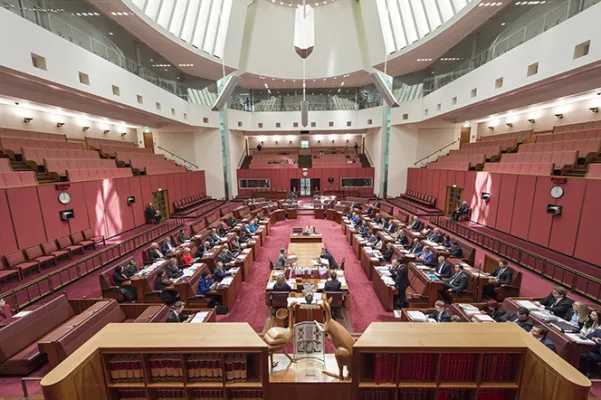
[393,310,402,319]
[217,277,233,288]
[407,311,428,322]
[382,276,396,287]
[190,312,209,324]
[532,310,558,322]
[472,314,495,323]
[458,304,481,315]
[375,266,392,277]
[566,333,595,344]
[516,300,541,310]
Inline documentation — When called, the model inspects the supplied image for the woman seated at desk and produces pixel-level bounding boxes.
[197,270,220,308]
[112,266,137,301]
[486,300,507,322]
[123,259,138,279]
[154,270,179,306]
[565,301,590,329]
[374,237,384,251]
[181,248,194,265]
[272,274,291,292]
[580,310,601,336]
[442,235,453,248]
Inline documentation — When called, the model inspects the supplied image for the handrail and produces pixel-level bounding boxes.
[364,148,374,168]
[156,145,198,169]
[237,151,247,169]
[413,140,457,166]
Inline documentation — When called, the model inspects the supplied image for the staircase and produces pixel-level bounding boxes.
[562,163,590,177]
[9,159,59,183]
[358,154,371,167]
[297,155,312,168]
[240,156,252,169]
[9,159,31,172]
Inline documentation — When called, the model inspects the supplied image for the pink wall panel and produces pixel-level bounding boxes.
[37,185,70,241]
[199,171,206,195]
[139,176,153,207]
[172,174,182,203]
[510,175,536,240]
[574,180,601,265]
[149,176,161,194]
[0,190,18,258]
[82,181,107,238]
[548,179,587,256]
[527,177,555,247]
[7,187,46,248]
[463,172,477,216]
[165,176,176,212]
[431,170,441,208]
[496,174,518,234]
[437,170,447,211]
[102,180,121,238]
[66,183,90,234]
[454,171,466,193]
[114,178,135,233]
[158,175,169,195]
[424,169,433,198]
[128,177,145,227]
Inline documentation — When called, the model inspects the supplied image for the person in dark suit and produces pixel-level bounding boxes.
[531,325,557,353]
[195,242,207,258]
[428,301,451,322]
[537,286,573,320]
[484,260,513,297]
[409,216,421,230]
[321,247,338,269]
[443,264,468,293]
[382,242,394,262]
[452,201,470,221]
[166,258,184,279]
[363,205,373,216]
[485,299,507,322]
[434,256,452,279]
[154,271,179,305]
[111,265,137,301]
[154,270,170,291]
[148,243,164,262]
[217,248,233,266]
[213,262,232,283]
[208,228,221,245]
[579,328,601,377]
[324,270,342,291]
[177,229,189,243]
[167,301,193,323]
[442,235,453,248]
[505,307,534,332]
[449,242,464,258]
[367,231,377,245]
[373,213,383,224]
[409,238,423,256]
[387,221,397,234]
[145,203,161,223]
[272,274,291,292]
[426,228,443,244]
[390,259,409,308]
[227,216,237,228]
[374,200,381,208]
[161,237,176,255]
[275,248,288,270]
[123,260,138,279]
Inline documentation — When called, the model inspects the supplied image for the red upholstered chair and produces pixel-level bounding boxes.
[4,251,40,279]
[70,231,95,249]
[270,292,289,310]
[83,229,105,246]
[24,245,57,267]
[0,263,20,282]
[57,236,84,256]
[41,240,71,261]
[324,292,344,319]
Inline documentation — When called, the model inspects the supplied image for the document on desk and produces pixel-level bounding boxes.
[190,312,209,324]
[425,274,440,281]
[515,300,542,310]
[183,268,195,277]
[320,258,329,266]
[217,277,233,288]
[13,311,31,318]
[531,310,558,322]
[565,333,596,344]
[407,311,428,322]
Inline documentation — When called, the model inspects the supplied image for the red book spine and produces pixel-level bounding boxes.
[375,354,380,384]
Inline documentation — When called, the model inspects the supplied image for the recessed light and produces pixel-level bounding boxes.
[109,32,113,35]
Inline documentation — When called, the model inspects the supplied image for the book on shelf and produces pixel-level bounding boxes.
[374,353,397,384]
[398,354,434,381]
[229,389,263,400]
[186,354,223,381]
[481,354,514,381]
[115,390,147,400]
[398,389,434,400]
[439,354,475,381]
[154,390,185,400]
[436,389,471,400]
[359,389,393,400]
[149,354,183,380]
[189,389,225,400]
[477,390,514,400]
[108,354,144,382]
[225,353,248,382]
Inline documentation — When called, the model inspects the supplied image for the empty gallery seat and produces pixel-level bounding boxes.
[145,167,186,175]
[45,158,120,177]
[0,172,37,188]
[436,153,485,168]
[22,147,99,169]
[501,150,578,170]
[536,130,601,143]
[426,162,470,171]
[587,163,601,178]
[85,137,136,151]
[100,144,152,158]
[67,168,133,182]
[553,121,601,133]
[520,138,601,159]
[478,130,532,143]
[0,129,66,141]
[0,137,83,159]
[461,138,517,152]
[115,152,185,173]
[0,158,11,172]
[484,162,553,176]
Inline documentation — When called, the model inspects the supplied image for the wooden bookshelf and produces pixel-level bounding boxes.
[353,323,590,400]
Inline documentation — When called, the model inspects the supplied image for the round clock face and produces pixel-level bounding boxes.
[58,192,71,205]
[303,171,308,177]
[550,186,564,199]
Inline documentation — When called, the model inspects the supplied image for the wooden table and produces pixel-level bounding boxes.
[201,243,223,270]
[171,263,209,303]
[372,266,397,312]
[290,233,323,243]
[326,209,335,221]
[288,242,324,267]
[233,248,253,282]
[215,268,242,310]
[352,233,367,259]
[360,246,383,281]
[287,208,298,219]
[127,260,170,301]
[276,209,286,221]
[314,208,325,219]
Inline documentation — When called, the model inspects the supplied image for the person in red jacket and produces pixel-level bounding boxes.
[181,248,194,265]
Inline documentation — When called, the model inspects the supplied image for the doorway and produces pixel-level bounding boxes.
[311,178,321,195]
[143,131,154,151]
[300,178,312,196]
[445,186,463,217]
[152,190,170,219]
[290,179,300,194]
[460,127,471,145]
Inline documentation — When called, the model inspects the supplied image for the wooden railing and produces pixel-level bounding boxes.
[431,216,601,304]
[1,220,182,311]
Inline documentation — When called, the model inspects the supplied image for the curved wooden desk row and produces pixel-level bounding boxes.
[41,323,590,400]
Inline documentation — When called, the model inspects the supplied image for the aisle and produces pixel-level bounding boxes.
[219,216,394,334]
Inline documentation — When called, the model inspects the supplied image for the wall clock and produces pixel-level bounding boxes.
[58,192,71,205]
[303,171,308,177]
[550,186,564,199]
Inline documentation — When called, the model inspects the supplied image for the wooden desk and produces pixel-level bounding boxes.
[372,266,397,312]
[234,248,253,282]
[314,208,325,219]
[265,270,349,306]
[360,246,383,281]
[276,209,286,221]
[201,243,223,270]
[288,242,323,267]
[326,209,335,221]
[290,233,323,243]
[171,263,209,303]
[352,233,367,259]
[255,224,267,246]
[128,260,170,301]
[287,208,298,219]
[215,268,242,310]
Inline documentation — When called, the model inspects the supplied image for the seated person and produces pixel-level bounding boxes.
[207,228,221,245]
[374,237,383,251]
[247,221,258,233]
[123,259,138,279]
[166,258,184,279]
[242,223,254,236]
[145,202,161,223]
[420,227,431,237]
[382,242,394,262]
[394,231,409,246]
[531,325,557,353]
[181,248,195,265]
[386,220,397,234]
[0,298,12,322]
[213,261,232,283]
[324,270,342,291]
[452,201,470,221]
[486,299,507,322]
[350,212,359,224]
[484,260,513,297]
[449,241,464,258]
[275,248,288,270]
[450,315,463,322]
[373,213,383,224]
[434,256,452,278]
[374,200,381,208]
[579,327,601,377]
[239,228,251,243]
[197,270,220,308]
[428,301,451,322]
[417,246,435,266]
[272,274,291,292]
[167,301,193,323]
[218,222,228,237]
[195,242,206,258]
[111,265,137,301]
[148,242,165,262]
[367,232,377,245]
[580,310,601,336]
[442,235,453,248]
[154,270,171,291]
[304,222,315,235]
[409,216,421,230]
[177,229,189,243]
[359,224,370,237]
[565,301,590,329]
[321,247,338,269]
[536,286,572,320]
[161,237,176,255]
[230,234,241,251]
[217,247,234,266]
[363,205,374,216]
[505,307,534,332]
[426,228,443,243]
[443,264,468,294]
[227,216,237,228]
[409,238,423,256]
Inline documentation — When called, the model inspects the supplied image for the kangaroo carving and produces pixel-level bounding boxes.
[316,297,354,380]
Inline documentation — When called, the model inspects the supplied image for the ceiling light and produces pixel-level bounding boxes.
[506,123,513,127]
[56,122,65,127]
[501,22,506,26]
[590,107,599,113]
[109,32,113,35]
[555,113,564,119]
[528,119,535,123]
[23,117,33,123]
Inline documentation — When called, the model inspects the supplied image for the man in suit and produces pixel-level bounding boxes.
[166,258,184,279]
[275,248,288,270]
[161,237,176,255]
[390,259,409,309]
[443,264,468,293]
[145,203,161,223]
[167,301,193,323]
[148,243,165,262]
[410,216,421,230]
[428,301,451,322]
[363,205,374,216]
[579,329,601,377]
[449,242,464,258]
[426,228,443,244]
[213,262,232,283]
[537,286,572,320]
[485,260,513,297]
[374,200,381,208]
[324,270,342,291]
[408,238,423,255]
[387,221,397,234]
[321,247,339,269]
[217,248,233,266]
[505,307,534,332]
[531,325,557,353]
[417,246,435,266]
[368,232,377,245]
[373,213,383,224]
[177,229,189,243]
[227,216,237,228]
[434,256,452,279]
[207,228,221,246]
[452,201,470,221]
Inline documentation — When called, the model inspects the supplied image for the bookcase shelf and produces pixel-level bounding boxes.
[438,382,478,389]
[146,382,185,388]
[186,382,225,388]
[107,382,146,389]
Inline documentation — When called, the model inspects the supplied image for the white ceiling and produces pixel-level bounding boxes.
[263,0,340,7]
[237,128,368,135]
[238,70,372,90]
